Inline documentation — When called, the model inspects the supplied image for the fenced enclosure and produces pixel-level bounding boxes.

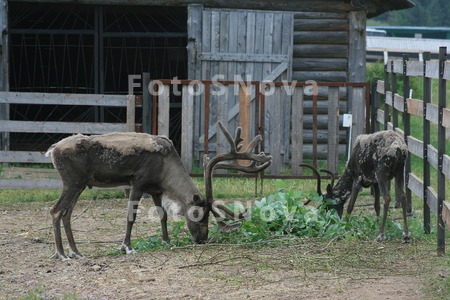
[0,79,369,187]
[149,79,370,177]
[372,47,450,255]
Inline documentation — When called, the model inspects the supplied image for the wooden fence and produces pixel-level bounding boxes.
[372,47,450,255]
[150,79,370,177]
[0,92,137,189]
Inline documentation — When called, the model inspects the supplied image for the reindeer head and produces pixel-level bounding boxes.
[204,121,272,232]
[300,163,344,216]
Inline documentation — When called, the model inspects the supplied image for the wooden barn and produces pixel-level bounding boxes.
[0,0,414,179]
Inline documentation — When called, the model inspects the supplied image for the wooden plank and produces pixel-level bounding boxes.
[181,85,194,173]
[294,18,348,31]
[327,87,339,174]
[443,201,450,231]
[385,91,392,106]
[293,31,348,44]
[393,93,404,112]
[406,98,424,117]
[376,109,384,124]
[427,186,438,216]
[392,60,403,74]
[427,144,439,170]
[238,85,251,164]
[408,173,424,200]
[376,80,385,94]
[293,71,347,82]
[293,58,347,72]
[0,151,51,163]
[350,87,366,145]
[386,122,394,131]
[126,95,135,132]
[406,61,424,77]
[407,135,423,158]
[294,12,348,19]
[0,120,127,134]
[426,60,440,79]
[293,44,348,58]
[443,154,450,179]
[291,87,304,176]
[0,92,128,106]
[443,107,450,129]
[268,89,282,175]
[444,61,450,80]
[0,179,62,189]
[426,103,439,125]
[198,52,289,63]
[158,85,170,137]
[187,4,203,80]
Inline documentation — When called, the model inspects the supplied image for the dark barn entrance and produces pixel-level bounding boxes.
[8,3,187,150]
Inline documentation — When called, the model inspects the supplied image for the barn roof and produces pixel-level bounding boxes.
[9,0,415,17]
[352,0,415,17]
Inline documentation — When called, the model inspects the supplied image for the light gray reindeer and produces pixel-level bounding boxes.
[46,121,271,260]
[301,130,411,242]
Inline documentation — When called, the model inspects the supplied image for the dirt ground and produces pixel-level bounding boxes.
[0,198,442,299]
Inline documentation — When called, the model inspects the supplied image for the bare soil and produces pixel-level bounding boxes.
[0,198,442,299]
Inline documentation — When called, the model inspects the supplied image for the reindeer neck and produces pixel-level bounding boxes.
[333,168,354,204]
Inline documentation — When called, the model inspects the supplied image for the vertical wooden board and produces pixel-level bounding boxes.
[181,86,194,172]
[328,87,340,174]
[216,87,229,173]
[291,87,304,176]
[263,13,274,78]
[126,95,136,132]
[158,85,170,137]
[253,12,265,82]
[228,11,238,81]
[201,10,212,80]
[268,87,283,175]
[245,12,256,81]
[219,11,229,80]
[282,85,292,164]
[348,11,365,83]
[282,13,294,81]
[239,85,251,165]
[350,87,365,146]
[187,4,203,80]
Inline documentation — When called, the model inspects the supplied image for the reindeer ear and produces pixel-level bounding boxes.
[192,193,204,206]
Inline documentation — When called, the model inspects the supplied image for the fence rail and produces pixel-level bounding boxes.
[0,92,137,189]
[372,47,449,255]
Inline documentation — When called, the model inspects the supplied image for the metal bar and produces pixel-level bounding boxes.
[423,52,431,234]
[391,60,398,129]
[437,47,447,256]
[403,54,412,213]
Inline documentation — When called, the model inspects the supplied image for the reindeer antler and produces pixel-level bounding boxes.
[204,121,272,230]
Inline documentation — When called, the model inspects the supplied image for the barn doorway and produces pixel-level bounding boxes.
[8,3,187,150]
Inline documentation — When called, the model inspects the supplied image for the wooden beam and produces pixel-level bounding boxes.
[0,120,127,134]
[0,92,129,106]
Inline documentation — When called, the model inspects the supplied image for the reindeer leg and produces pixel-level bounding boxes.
[121,187,143,254]
[50,184,85,260]
[376,179,390,242]
[345,178,362,220]
[62,187,85,259]
[373,183,381,217]
[151,194,170,244]
[396,172,411,243]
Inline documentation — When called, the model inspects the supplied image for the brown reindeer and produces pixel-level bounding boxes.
[301,130,411,242]
[46,121,271,260]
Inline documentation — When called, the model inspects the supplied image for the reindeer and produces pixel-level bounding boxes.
[46,121,271,260]
[301,130,411,242]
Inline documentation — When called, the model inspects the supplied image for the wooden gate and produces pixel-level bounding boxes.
[187,6,294,163]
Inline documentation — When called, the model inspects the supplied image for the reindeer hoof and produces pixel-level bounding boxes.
[68,251,84,259]
[121,244,137,255]
[53,252,71,261]
[376,234,386,242]
[402,232,411,243]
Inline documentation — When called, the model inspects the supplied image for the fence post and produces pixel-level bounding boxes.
[402,55,412,213]
[423,52,431,234]
[437,47,447,256]
[383,63,390,129]
[126,95,136,132]
[391,60,398,129]
[370,78,379,133]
